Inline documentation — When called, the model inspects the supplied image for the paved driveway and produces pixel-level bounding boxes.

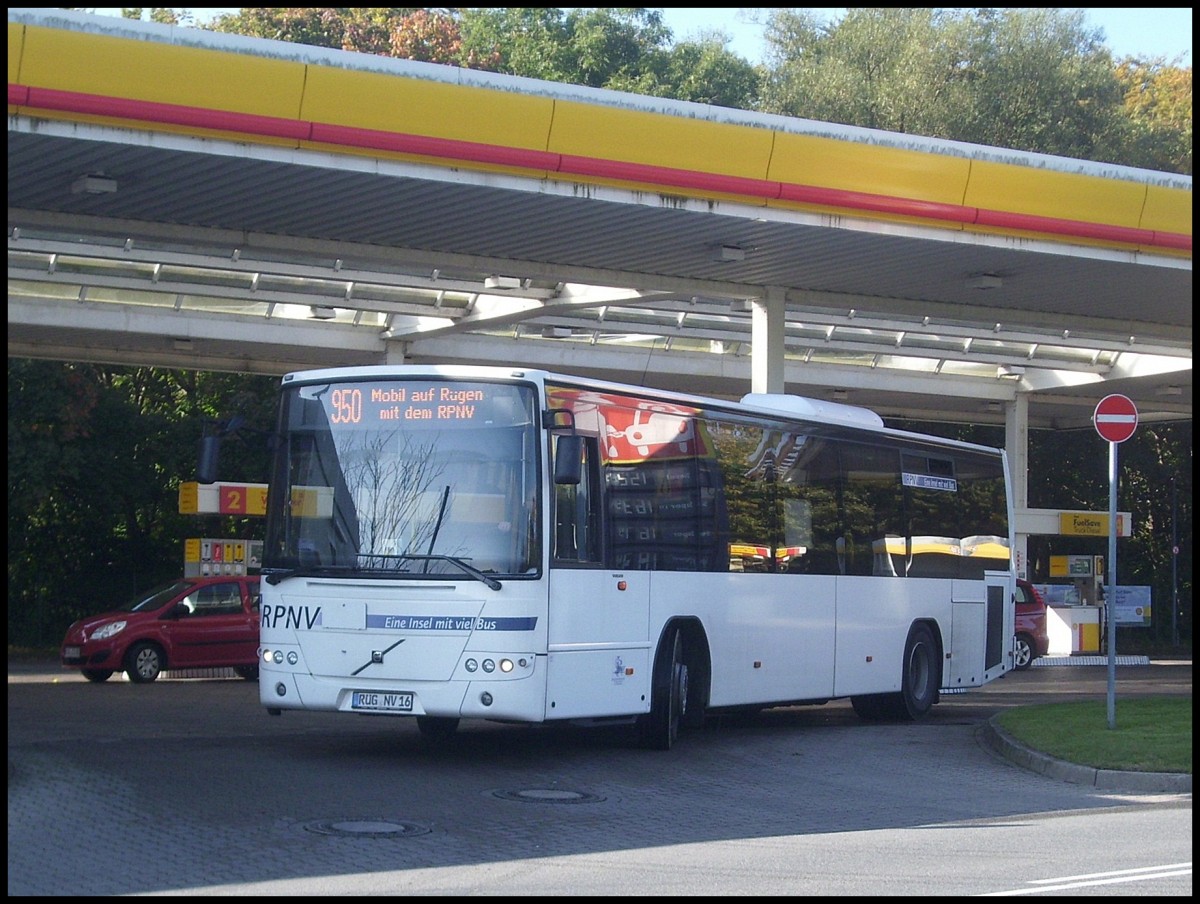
[8,657,1191,895]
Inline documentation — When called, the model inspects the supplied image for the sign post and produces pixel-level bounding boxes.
[1093,394,1137,729]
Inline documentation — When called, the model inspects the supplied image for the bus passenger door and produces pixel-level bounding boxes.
[545,569,651,718]
[546,435,652,718]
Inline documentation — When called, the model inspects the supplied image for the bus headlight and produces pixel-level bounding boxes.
[499,658,514,673]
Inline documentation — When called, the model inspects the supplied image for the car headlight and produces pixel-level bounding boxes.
[90,620,127,641]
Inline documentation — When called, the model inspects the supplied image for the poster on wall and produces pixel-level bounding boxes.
[1106,585,1153,626]
[1034,584,1152,626]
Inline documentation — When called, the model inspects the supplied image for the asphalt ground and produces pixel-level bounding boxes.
[8,654,1192,895]
[9,654,1192,793]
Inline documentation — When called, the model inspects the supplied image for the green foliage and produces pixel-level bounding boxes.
[1113,57,1193,172]
[456,7,758,106]
[7,361,278,647]
[758,7,1179,171]
[996,697,1191,773]
[207,8,443,58]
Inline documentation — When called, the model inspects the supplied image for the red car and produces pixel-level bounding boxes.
[60,575,261,683]
[1013,578,1050,670]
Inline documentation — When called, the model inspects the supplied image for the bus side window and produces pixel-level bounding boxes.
[553,436,600,564]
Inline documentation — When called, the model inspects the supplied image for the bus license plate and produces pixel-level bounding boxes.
[351,691,414,712]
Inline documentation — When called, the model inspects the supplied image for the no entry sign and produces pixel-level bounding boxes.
[1093,393,1138,443]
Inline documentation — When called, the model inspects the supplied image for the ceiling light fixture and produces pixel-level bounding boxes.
[966,274,1003,291]
[309,305,337,320]
[713,245,746,263]
[71,173,118,195]
[484,275,521,290]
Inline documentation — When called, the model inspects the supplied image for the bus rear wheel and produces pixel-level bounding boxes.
[638,628,687,750]
[885,623,938,720]
[851,624,938,722]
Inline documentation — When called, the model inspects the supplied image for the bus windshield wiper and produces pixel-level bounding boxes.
[262,564,361,585]
[400,554,502,591]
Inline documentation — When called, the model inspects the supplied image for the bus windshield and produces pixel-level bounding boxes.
[263,378,540,581]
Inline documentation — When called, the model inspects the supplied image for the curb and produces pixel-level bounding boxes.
[981,716,1192,793]
[1033,655,1151,667]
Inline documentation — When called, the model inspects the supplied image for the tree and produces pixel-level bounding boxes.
[205,8,760,107]
[758,8,1133,165]
[7,361,277,647]
[1113,57,1193,174]
[207,7,483,64]
[458,7,670,86]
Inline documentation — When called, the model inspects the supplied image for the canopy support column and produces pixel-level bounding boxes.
[751,287,786,394]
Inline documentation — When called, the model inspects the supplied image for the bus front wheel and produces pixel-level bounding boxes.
[638,628,687,751]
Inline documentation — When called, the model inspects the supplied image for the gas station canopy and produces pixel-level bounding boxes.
[6,9,1192,430]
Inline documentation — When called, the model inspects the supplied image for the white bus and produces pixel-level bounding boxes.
[255,365,1015,749]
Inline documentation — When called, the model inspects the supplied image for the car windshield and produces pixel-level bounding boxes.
[117,580,193,613]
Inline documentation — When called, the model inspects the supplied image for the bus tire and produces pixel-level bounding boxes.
[890,623,938,720]
[850,694,887,720]
[638,628,687,750]
[416,716,460,741]
[852,624,938,721]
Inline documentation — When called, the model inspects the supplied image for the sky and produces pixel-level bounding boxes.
[88,8,1194,66]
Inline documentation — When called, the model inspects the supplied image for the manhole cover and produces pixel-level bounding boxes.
[302,818,431,838]
[490,788,605,804]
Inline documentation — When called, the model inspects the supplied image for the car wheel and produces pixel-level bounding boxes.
[234,665,259,681]
[81,669,114,683]
[125,642,164,683]
[1014,634,1034,671]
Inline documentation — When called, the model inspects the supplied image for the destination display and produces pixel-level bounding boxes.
[319,381,530,428]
